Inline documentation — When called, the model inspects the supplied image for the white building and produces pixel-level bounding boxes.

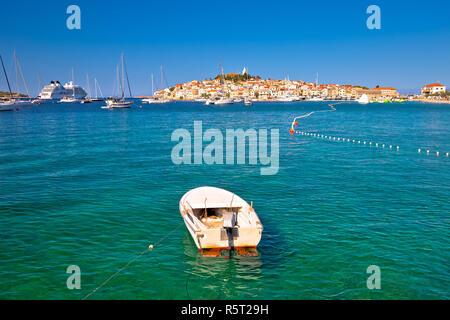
[421,83,446,95]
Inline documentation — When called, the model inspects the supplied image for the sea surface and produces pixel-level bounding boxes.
[0,100,448,299]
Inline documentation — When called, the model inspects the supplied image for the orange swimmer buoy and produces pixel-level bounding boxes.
[289,128,294,135]
[294,121,298,126]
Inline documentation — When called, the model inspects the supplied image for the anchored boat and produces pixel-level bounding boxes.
[179,186,263,257]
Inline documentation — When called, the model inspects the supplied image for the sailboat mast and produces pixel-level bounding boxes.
[15,52,30,98]
[121,54,125,99]
[72,68,75,97]
[94,77,98,99]
[151,73,154,96]
[0,54,13,98]
[14,50,19,97]
[161,65,163,90]
[38,72,42,96]
[86,73,91,98]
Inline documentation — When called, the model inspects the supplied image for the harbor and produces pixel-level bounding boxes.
[0,100,448,299]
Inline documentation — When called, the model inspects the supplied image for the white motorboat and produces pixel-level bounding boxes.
[179,186,263,257]
[244,98,253,106]
[142,97,170,104]
[60,96,81,103]
[278,96,297,102]
[308,96,324,101]
[0,101,15,111]
[214,98,234,105]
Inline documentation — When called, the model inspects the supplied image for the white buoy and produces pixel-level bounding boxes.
[382,144,385,148]
[427,150,430,154]
[446,153,449,157]
[337,138,340,141]
[358,141,361,144]
[353,140,355,143]
[436,152,439,156]
[375,143,378,147]
[363,141,366,144]
[369,142,372,145]
[418,148,421,153]
[348,139,350,142]
[397,146,399,150]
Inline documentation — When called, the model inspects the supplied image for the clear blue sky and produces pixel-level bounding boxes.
[0,0,449,96]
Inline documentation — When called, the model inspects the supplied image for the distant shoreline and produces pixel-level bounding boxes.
[411,99,450,104]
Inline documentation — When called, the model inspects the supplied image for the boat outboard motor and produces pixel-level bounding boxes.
[223,211,237,258]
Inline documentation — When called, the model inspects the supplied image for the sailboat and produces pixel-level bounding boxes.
[357,94,369,104]
[103,53,133,109]
[206,59,234,106]
[0,54,16,111]
[60,68,82,103]
[81,74,92,103]
[91,78,104,101]
[11,51,32,106]
[142,66,170,104]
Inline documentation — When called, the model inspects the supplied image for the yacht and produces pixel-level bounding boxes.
[142,97,170,104]
[278,95,297,102]
[102,53,133,109]
[244,98,253,106]
[0,100,15,111]
[308,96,324,101]
[214,98,234,105]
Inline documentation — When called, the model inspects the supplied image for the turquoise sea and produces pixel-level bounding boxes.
[0,101,448,299]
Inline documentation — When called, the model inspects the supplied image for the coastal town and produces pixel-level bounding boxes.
[144,68,448,103]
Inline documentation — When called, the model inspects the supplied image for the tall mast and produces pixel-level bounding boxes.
[15,52,30,98]
[161,65,163,90]
[14,50,19,97]
[38,71,42,96]
[94,77,98,99]
[151,73,154,96]
[86,73,91,98]
[121,53,125,99]
[72,68,75,97]
[0,54,13,98]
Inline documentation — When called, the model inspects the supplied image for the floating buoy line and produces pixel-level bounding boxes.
[290,103,449,159]
[82,222,185,300]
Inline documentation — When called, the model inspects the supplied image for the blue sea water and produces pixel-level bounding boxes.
[0,100,448,299]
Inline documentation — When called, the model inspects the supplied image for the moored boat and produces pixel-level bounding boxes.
[102,53,133,109]
[179,186,263,257]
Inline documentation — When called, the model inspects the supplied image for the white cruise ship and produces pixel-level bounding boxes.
[38,81,87,100]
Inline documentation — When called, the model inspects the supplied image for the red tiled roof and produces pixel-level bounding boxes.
[371,87,397,91]
[422,83,445,88]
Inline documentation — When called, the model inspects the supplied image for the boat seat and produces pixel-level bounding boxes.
[223,211,236,228]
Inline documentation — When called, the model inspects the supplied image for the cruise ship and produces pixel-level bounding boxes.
[38,81,87,100]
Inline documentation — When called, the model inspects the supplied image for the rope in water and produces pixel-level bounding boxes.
[290,103,341,131]
[290,103,449,158]
[82,221,185,300]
